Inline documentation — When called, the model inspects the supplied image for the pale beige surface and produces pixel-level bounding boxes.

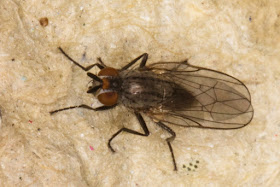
[0,0,280,186]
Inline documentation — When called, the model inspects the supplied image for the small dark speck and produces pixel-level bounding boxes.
[39,17,49,27]
[194,165,198,168]
[12,58,15,61]
[196,160,199,164]
[19,177,22,180]
[187,167,191,171]
[189,163,193,166]
[249,16,252,22]
[37,128,41,131]
[183,164,186,168]
[82,52,86,61]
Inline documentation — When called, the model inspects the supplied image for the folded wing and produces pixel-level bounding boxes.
[145,62,254,129]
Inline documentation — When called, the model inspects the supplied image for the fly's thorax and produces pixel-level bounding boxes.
[119,70,175,109]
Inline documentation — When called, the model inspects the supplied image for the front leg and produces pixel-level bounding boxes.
[50,104,117,115]
[58,47,106,71]
[120,53,148,71]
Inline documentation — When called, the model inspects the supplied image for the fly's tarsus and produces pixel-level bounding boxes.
[108,112,150,153]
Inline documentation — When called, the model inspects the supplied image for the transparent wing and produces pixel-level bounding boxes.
[145,61,254,129]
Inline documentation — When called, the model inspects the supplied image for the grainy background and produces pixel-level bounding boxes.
[0,0,279,186]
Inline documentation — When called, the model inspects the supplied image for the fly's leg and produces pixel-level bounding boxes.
[108,112,150,152]
[50,104,117,115]
[97,57,106,67]
[120,53,148,71]
[58,47,106,71]
[155,121,177,171]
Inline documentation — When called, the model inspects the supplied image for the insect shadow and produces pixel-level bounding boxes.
[50,47,254,171]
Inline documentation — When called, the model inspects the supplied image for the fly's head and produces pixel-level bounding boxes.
[88,67,121,106]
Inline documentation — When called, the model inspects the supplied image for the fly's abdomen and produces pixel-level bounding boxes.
[120,71,174,109]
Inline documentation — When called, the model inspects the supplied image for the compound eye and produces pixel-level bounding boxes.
[98,67,118,76]
[97,92,118,106]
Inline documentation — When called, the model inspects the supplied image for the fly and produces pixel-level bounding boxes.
[50,47,254,171]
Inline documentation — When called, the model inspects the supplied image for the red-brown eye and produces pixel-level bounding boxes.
[97,92,118,106]
[98,67,118,76]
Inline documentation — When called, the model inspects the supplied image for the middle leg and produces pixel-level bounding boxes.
[108,112,150,152]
